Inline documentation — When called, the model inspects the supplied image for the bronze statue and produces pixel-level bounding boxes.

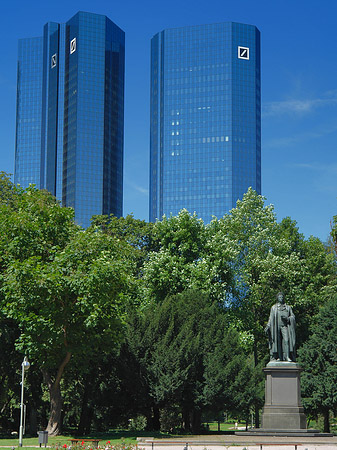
[265,292,296,362]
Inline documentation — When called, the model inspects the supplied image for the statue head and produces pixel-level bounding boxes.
[276,292,285,304]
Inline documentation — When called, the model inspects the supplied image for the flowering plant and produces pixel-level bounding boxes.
[51,441,140,450]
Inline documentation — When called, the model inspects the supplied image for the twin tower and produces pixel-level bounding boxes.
[15,12,261,227]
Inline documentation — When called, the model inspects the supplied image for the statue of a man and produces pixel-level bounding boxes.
[265,292,296,362]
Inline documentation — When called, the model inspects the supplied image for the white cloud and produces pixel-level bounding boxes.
[264,120,337,149]
[262,91,337,117]
[288,162,337,174]
[124,176,149,196]
[287,163,337,193]
[134,185,149,195]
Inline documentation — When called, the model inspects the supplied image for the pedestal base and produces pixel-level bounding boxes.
[262,406,307,429]
[261,362,306,430]
[235,428,333,437]
[235,361,335,437]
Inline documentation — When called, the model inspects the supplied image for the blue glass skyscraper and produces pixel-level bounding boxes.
[15,12,125,227]
[150,22,261,222]
[15,37,43,189]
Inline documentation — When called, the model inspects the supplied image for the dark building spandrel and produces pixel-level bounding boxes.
[150,22,261,223]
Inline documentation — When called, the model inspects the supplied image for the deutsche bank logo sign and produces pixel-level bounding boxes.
[70,38,77,54]
[51,53,57,68]
[238,46,249,60]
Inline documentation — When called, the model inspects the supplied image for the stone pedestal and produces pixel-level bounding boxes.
[261,362,306,430]
[235,361,333,436]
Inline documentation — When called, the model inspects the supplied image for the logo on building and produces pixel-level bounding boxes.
[70,38,77,54]
[51,53,57,68]
[238,46,249,60]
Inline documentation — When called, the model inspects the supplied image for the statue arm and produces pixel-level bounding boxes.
[288,305,295,323]
[265,307,273,334]
[289,307,296,327]
[288,306,296,356]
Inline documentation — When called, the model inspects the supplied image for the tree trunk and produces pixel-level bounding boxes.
[152,406,160,431]
[43,351,71,436]
[253,338,260,428]
[45,378,63,435]
[182,407,191,432]
[78,399,92,435]
[77,374,93,435]
[29,407,37,435]
[145,405,160,431]
[254,405,260,428]
[84,409,93,435]
[323,409,330,433]
[191,409,201,434]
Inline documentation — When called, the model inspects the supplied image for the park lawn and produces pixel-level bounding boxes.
[0,424,250,449]
[0,431,172,448]
[206,421,246,431]
[0,435,69,447]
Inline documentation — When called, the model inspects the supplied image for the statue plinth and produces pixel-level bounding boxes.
[261,362,307,430]
[236,361,328,436]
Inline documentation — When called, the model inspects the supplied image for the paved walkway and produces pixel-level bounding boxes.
[137,434,337,450]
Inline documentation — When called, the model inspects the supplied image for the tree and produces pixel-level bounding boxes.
[1,183,137,434]
[331,214,337,255]
[296,236,336,344]
[211,189,305,366]
[143,209,234,302]
[0,172,16,207]
[0,181,78,433]
[210,189,336,362]
[297,294,337,433]
[276,217,336,346]
[0,314,21,431]
[127,290,260,432]
[91,214,155,266]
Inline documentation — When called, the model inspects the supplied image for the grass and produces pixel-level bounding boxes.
[0,430,174,449]
[0,423,244,446]
[206,422,246,432]
[3,418,335,448]
[0,420,291,449]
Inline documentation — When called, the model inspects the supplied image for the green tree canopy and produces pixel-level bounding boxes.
[297,294,337,433]
[0,181,140,435]
[210,189,305,362]
[127,290,261,432]
[208,189,336,362]
[331,214,337,255]
[1,175,335,435]
[143,209,234,303]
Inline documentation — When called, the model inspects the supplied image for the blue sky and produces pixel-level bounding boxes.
[1,0,337,241]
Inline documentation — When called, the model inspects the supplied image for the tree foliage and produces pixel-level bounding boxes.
[127,290,261,432]
[207,189,336,363]
[143,210,234,302]
[331,214,337,256]
[0,179,141,434]
[297,294,337,432]
[1,173,336,434]
[208,189,305,362]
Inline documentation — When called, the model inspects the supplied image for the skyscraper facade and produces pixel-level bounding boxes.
[15,11,125,226]
[150,22,261,222]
